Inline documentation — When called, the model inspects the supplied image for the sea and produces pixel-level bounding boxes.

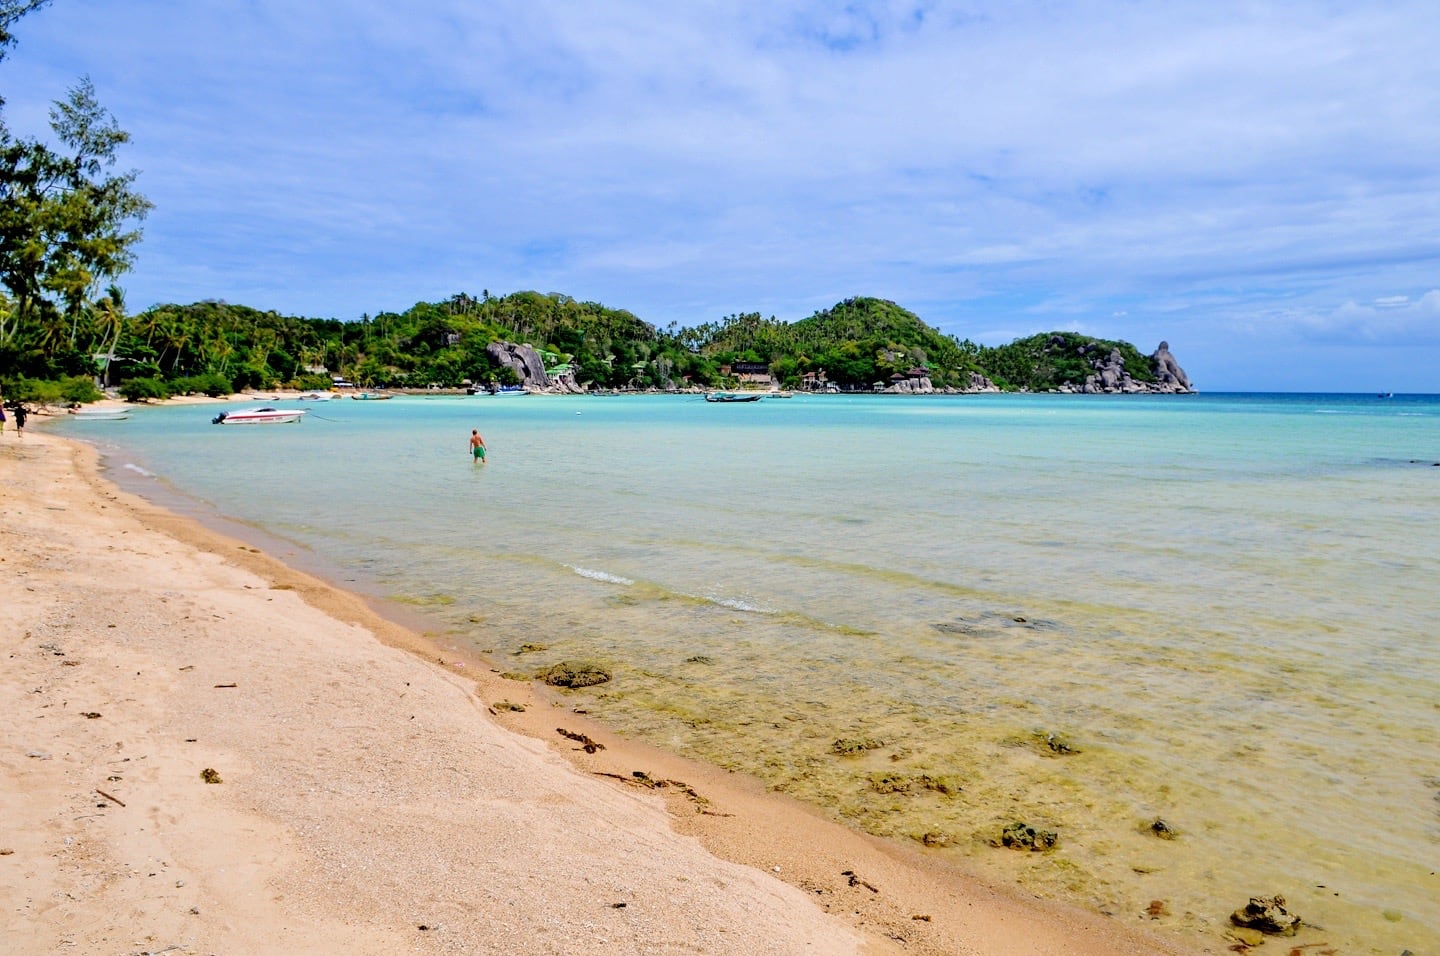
[57,392,1440,954]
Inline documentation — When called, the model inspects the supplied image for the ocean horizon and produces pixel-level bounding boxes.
[59,390,1440,955]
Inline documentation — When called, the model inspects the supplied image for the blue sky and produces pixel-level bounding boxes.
[5,1,1439,391]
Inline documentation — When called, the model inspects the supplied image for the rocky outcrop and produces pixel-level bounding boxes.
[486,342,548,389]
[1073,341,1194,394]
[883,376,936,394]
[549,368,586,394]
[1150,341,1192,392]
[878,371,1000,394]
[964,371,1001,392]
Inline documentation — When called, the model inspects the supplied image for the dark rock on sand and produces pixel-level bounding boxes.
[1230,895,1301,936]
[538,661,612,687]
[1149,818,1178,839]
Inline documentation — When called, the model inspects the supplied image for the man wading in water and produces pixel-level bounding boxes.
[469,429,487,463]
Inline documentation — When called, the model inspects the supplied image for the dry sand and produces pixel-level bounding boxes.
[1,426,1197,955]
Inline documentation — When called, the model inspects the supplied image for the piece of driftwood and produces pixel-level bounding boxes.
[556,727,605,753]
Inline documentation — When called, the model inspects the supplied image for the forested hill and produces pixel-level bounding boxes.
[675,297,1191,393]
[0,291,1192,401]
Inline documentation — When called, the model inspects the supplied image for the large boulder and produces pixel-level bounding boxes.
[486,342,549,388]
[1080,342,1194,394]
[1150,341,1193,392]
[964,371,1000,392]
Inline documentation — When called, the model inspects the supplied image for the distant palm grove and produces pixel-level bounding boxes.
[0,288,1172,402]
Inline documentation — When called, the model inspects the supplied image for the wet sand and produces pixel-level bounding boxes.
[1,426,1195,955]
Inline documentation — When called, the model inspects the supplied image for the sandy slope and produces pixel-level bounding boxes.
[1,428,1194,955]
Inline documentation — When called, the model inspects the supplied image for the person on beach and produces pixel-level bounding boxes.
[10,403,25,437]
[469,429,487,463]
[0,403,6,434]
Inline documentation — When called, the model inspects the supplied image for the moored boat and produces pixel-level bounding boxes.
[71,407,130,420]
[704,391,763,403]
[297,391,334,401]
[351,391,392,400]
[212,407,307,425]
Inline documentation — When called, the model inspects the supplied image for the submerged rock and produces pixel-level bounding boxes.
[869,772,911,794]
[1149,818,1178,839]
[1039,731,1080,755]
[538,660,612,688]
[1224,926,1265,947]
[994,821,1058,851]
[869,771,962,795]
[830,737,885,756]
[1230,895,1301,936]
[919,774,962,795]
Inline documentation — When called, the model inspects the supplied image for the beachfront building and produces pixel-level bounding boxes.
[719,361,772,387]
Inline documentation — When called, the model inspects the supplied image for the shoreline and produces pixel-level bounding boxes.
[3,427,1196,954]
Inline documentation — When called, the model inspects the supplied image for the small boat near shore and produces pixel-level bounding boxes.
[71,407,130,421]
[705,391,763,403]
[351,391,392,401]
[212,407,307,425]
[297,391,335,401]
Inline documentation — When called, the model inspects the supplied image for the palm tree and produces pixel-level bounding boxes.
[94,284,126,387]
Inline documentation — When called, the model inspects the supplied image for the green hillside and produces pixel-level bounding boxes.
[0,290,1184,399]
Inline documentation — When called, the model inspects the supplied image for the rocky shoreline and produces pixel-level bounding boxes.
[449,339,1195,397]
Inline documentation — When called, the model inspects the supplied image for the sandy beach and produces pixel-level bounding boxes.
[1,425,1196,955]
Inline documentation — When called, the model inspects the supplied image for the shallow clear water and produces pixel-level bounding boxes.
[61,392,1440,953]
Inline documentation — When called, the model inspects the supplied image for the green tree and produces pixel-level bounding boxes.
[1,79,150,345]
[2,4,150,366]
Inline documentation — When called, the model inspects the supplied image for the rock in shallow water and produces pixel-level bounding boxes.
[1229,895,1301,936]
[537,660,612,687]
[993,821,1058,851]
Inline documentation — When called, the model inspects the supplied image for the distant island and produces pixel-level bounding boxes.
[0,292,1193,404]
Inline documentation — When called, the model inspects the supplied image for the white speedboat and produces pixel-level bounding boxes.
[71,407,130,420]
[212,407,307,425]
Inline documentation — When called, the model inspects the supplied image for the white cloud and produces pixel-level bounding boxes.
[1250,290,1440,346]
[4,0,1440,387]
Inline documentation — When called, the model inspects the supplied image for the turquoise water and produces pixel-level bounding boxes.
[61,393,1440,953]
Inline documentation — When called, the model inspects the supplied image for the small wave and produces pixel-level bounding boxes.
[567,565,634,586]
[705,594,773,614]
[122,463,155,477]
